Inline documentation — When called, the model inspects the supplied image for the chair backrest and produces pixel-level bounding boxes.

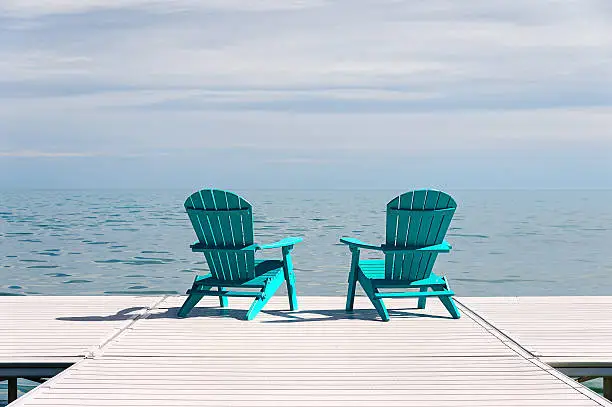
[185,189,256,281]
[384,189,456,281]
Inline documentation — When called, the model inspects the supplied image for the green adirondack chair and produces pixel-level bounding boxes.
[340,189,460,321]
[178,189,301,320]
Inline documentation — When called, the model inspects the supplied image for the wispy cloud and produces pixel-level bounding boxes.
[0,150,172,158]
[0,150,102,158]
[0,0,325,17]
[1,0,610,109]
[265,157,330,165]
[1,1,611,188]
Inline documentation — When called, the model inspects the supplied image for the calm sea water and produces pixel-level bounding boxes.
[1,189,611,297]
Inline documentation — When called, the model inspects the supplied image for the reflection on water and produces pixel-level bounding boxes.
[1,189,611,296]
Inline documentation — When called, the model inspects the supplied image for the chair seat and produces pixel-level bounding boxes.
[194,259,284,288]
[358,259,446,287]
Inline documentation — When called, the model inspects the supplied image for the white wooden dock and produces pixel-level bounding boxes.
[459,296,612,400]
[459,297,612,367]
[2,296,611,406]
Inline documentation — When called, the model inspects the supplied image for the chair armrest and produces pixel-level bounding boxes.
[258,237,303,250]
[339,237,383,251]
[381,241,452,253]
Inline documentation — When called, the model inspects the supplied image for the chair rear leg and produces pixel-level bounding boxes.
[178,285,211,318]
[417,287,428,309]
[359,276,390,322]
[218,287,228,307]
[246,275,284,321]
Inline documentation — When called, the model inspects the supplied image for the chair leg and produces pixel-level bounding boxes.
[285,276,298,311]
[178,285,211,318]
[282,247,298,311]
[246,275,284,320]
[359,275,389,322]
[346,273,358,311]
[218,287,228,307]
[434,281,460,318]
[345,249,360,311]
[439,295,461,319]
[417,287,428,309]
[437,277,460,319]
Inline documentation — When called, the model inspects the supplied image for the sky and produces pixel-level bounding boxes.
[0,0,611,189]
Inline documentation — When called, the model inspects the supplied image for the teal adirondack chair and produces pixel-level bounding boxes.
[178,189,301,320]
[340,189,460,321]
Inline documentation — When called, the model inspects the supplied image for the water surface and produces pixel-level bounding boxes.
[1,189,611,296]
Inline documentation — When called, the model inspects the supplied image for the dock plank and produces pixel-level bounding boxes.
[5,296,612,406]
[13,356,605,407]
[101,296,515,358]
[0,296,160,363]
[459,297,612,364]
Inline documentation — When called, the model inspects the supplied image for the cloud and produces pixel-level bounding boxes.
[0,150,172,158]
[2,107,611,158]
[0,150,101,158]
[0,0,325,17]
[1,0,610,106]
[0,0,611,189]
[265,157,329,165]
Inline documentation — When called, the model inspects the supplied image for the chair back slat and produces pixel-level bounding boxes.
[225,193,247,247]
[200,190,225,246]
[185,189,255,281]
[384,190,456,281]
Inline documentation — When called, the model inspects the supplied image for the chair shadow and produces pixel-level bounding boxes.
[56,305,246,322]
[56,304,453,323]
[56,306,150,322]
[260,307,453,323]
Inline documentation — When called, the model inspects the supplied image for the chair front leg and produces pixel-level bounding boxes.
[358,274,389,322]
[417,287,428,309]
[345,247,360,311]
[435,277,460,319]
[282,245,298,311]
[218,287,228,307]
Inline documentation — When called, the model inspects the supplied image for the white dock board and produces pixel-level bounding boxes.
[459,297,612,365]
[8,296,610,407]
[3,296,611,406]
[0,296,160,363]
[13,356,604,407]
[101,296,516,358]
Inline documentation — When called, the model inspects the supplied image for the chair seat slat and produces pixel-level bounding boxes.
[375,290,454,299]
[187,289,264,298]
